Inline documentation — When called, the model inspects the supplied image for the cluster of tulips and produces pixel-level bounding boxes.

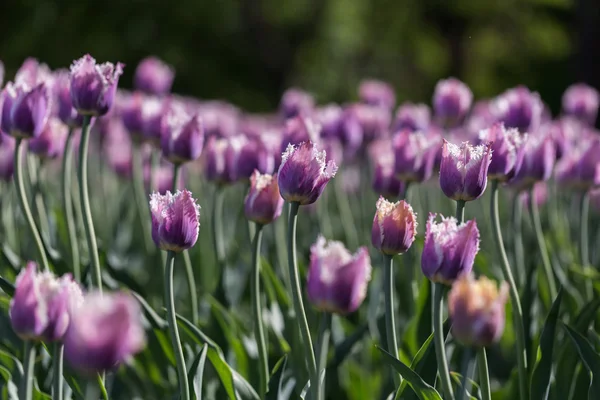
[0,53,598,400]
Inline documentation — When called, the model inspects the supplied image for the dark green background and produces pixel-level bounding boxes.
[1,0,598,117]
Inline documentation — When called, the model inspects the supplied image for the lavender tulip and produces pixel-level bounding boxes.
[393,130,439,183]
[433,78,473,126]
[280,88,314,119]
[280,116,320,153]
[235,135,277,180]
[245,171,284,225]
[478,123,526,181]
[492,86,543,132]
[278,141,338,205]
[421,213,480,284]
[448,276,509,347]
[28,118,68,159]
[562,83,599,125]
[0,133,15,181]
[204,135,247,184]
[150,189,201,252]
[53,70,83,128]
[359,79,395,110]
[161,105,204,164]
[70,54,124,116]
[511,132,555,190]
[134,56,175,96]
[103,118,133,179]
[64,292,145,374]
[371,197,418,255]
[15,58,52,87]
[439,140,492,201]
[554,136,600,190]
[393,102,431,132]
[121,92,145,138]
[370,142,405,198]
[306,236,372,314]
[141,96,169,146]
[0,83,20,135]
[347,103,390,143]
[8,83,51,139]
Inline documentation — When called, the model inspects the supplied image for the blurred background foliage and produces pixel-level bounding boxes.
[0,0,598,115]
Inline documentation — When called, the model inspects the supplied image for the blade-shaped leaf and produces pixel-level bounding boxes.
[563,323,600,400]
[175,313,222,355]
[131,291,167,330]
[188,343,208,400]
[206,347,237,400]
[0,276,15,297]
[266,355,288,400]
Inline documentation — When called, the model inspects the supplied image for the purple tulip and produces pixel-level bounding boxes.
[371,197,418,255]
[121,92,145,138]
[0,83,21,135]
[280,116,320,154]
[432,78,473,126]
[9,262,83,342]
[280,88,315,119]
[204,135,247,184]
[63,291,145,374]
[518,181,548,210]
[0,133,15,181]
[15,58,52,87]
[562,83,599,125]
[145,162,179,194]
[393,102,431,132]
[359,79,396,110]
[235,135,276,180]
[346,103,391,143]
[448,276,508,347]
[149,189,201,252]
[53,70,84,128]
[554,136,600,190]
[244,171,284,225]
[8,83,50,139]
[161,104,204,165]
[465,100,495,136]
[70,54,124,117]
[278,141,338,205]
[393,130,439,183]
[492,86,543,132]
[511,132,556,190]
[28,118,68,159]
[141,96,170,146]
[589,188,600,212]
[103,118,133,179]
[478,123,526,181]
[370,142,405,199]
[134,56,175,96]
[306,236,372,315]
[421,213,480,284]
[198,101,240,139]
[439,140,492,201]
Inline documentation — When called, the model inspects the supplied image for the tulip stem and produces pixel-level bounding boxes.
[316,312,332,400]
[20,341,36,400]
[251,223,268,398]
[62,128,80,281]
[580,191,592,299]
[52,343,64,400]
[13,139,49,271]
[172,164,199,325]
[212,187,227,305]
[511,193,525,289]
[477,348,491,400]
[28,156,51,244]
[528,185,558,300]
[334,176,359,250]
[286,202,318,399]
[433,282,454,400]
[97,374,108,400]
[490,180,528,400]
[131,144,154,254]
[164,250,190,400]
[456,199,465,223]
[457,347,474,400]
[78,116,102,292]
[383,253,401,387]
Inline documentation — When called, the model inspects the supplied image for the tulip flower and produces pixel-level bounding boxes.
[134,56,175,96]
[70,54,123,116]
[149,189,201,252]
[8,83,50,139]
[160,104,204,165]
[511,132,555,191]
[393,130,439,183]
[280,88,314,119]
[562,83,599,125]
[28,118,68,159]
[393,102,431,132]
[0,133,15,181]
[359,79,395,110]
[244,171,284,225]
[433,78,473,126]
[371,197,418,255]
[439,140,493,201]
[492,86,543,132]
[554,136,600,190]
[53,70,84,128]
[478,123,526,181]
[280,116,320,153]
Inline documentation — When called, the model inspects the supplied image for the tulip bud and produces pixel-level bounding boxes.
[448,275,508,347]
[492,86,543,132]
[280,116,320,154]
[70,54,124,117]
[278,141,338,205]
[359,79,396,110]
[432,78,473,126]
[0,83,20,135]
[160,104,204,165]
[245,171,284,225]
[478,123,526,181]
[28,118,68,159]
[149,189,201,252]
[307,236,372,314]
[141,96,169,146]
[235,135,276,180]
[393,102,431,132]
[134,56,175,96]
[371,197,418,255]
[64,291,145,374]
[53,70,84,128]
[439,140,492,201]
[121,92,145,138]
[9,83,51,139]
[15,58,52,87]
[393,130,439,183]
[554,136,600,190]
[370,141,405,199]
[280,88,315,119]
[421,214,480,284]
[562,83,599,126]
[511,132,555,191]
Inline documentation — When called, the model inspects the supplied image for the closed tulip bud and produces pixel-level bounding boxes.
[492,86,543,132]
[370,141,405,198]
[134,56,174,96]
[121,92,144,138]
[554,137,600,190]
[235,136,276,181]
[278,141,338,205]
[141,96,169,146]
[280,116,320,154]
[9,262,83,342]
[160,104,204,164]
[204,135,246,184]
[421,214,480,284]
[393,102,431,132]
[244,171,284,225]
[280,88,315,119]
[433,78,473,126]
[53,70,84,128]
[64,292,145,374]
[478,123,526,181]
[562,83,599,125]
[359,79,395,110]
[347,103,390,143]
[0,133,15,181]
[103,118,133,179]
[28,118,68,159]
[15,58,52,87]
[0,83,20,135]
[70,54,124,117]
[150,189,201,252]
[9,83,51,139]
[371,197,418,255]
[439,140,492,201]
[307,236,372,314]
[393,130,439,183]
[448,276,509,347]
[511,132,555,190]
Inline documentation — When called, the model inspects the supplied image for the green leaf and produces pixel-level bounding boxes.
[0,365,18,400]
[175,313,222,355]
[153,329,176,366]
[402,278,432,357]
[563,323,600,400]
[266,355,288,400]
[450,372,479,400]
[131,291,167,330]
[0,276,15,297]
[205,347,237,400]
[188,343,208,400]
[376,346,443,400]
[530,288,563,400]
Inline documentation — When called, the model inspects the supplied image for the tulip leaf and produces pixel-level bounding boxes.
[0,365,18,400]
[175,312,223,355]
[131,291,167,330]
[0,244,20,273]
[266,355,288,400]
[402,278,432,357]
[530,288,563,400]
[188,343,208,400]
[0,276,15,297]
[376,346,443,400]
[562,323,600,400]
[450,372,479,400]
[205,347,259,400]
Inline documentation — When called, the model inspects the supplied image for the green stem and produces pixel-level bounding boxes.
[383,253,401,386]
[131,144,153,253]
[251,224,268,398]
[490,181,528,400]
[401,181,411,201]
[477,348,491,400]
[333,177,359,250]
[433,282,454,400]
[164,250,190,400]
[53,343,64,400]
[20,341,36,400]
[511,193,525,289]
[78,116,102,292]
[150,150,161,191]
[316,312,332,400]
[529,186,558,300]
[13,139,49,270]
[62,129,80,281]
[97,374,109,400]
[457,347,474,400]
[212,188,226,264]
[456,199,466,223]
[28,156,51,244]
[286,202,318,399]
[172,164,199,325]
[580,191,592,299]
